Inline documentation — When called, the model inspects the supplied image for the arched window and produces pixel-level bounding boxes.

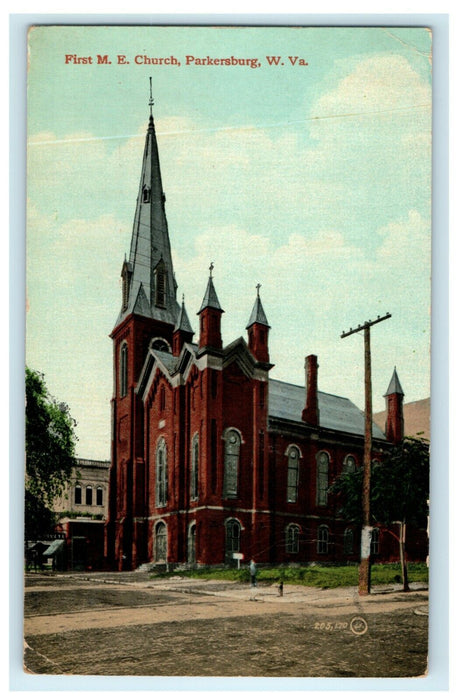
[154,260,167,309]
[96,487,103,506]
[223,429,241,499]
[156,439,168,507]
[74,485,82,505]
[317,452,329,506]
[286,524,300,554]
[155,522,167,561]
[86,486,93,506]
[343,528,354,555]
[187,523,196,564]
[225,519,241,562]
[120,342,128,397]
[286,445,300,503]
[190,434,199,501]
[343,455,357,474]
[151,337,170,353]
[317,525,329,554]
[371,527,380,555]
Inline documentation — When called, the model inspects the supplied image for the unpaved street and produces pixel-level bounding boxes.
[23,572,428,677]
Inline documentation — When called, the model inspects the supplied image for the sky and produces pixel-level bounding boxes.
[26,25,432,461]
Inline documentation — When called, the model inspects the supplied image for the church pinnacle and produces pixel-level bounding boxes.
[116,82,179,328]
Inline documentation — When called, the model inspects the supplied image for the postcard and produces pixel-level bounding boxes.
[23,24,432,682]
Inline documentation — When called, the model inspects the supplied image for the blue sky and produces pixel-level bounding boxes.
[26,26,432,460]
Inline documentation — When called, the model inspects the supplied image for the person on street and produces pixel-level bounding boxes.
[250,559,257,587]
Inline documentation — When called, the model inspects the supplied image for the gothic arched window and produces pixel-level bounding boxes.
[223,429,241,499]
[155,522,167,561]
[156,439,168,507]
[343,455,357,474]
[286,524,300,554]
[190,434,199,501]
[120,342,128,397]
[317,524,329,554]
[286,445,300,503]
[225,518,241,561]
[316,451,329,506]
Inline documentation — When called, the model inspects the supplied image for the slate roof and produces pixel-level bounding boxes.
[198,276,223,313]
[246,295,270,328]
[268,378,386,440]
[384,367,404,396]
[174,299,194,334]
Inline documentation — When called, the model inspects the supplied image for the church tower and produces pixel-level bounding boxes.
[106,86,179,570]
[384,367,405,445]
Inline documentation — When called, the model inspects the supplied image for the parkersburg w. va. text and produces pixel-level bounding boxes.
[64,54,309,68]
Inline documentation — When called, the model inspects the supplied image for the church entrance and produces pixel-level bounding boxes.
[155,522,167,562]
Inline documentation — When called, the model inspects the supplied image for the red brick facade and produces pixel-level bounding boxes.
[105,104,425,571]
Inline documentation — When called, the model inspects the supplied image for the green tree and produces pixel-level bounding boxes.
[25,367,78,540]
[329,437,429,591]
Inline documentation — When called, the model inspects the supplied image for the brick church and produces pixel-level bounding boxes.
[105,99,423,571]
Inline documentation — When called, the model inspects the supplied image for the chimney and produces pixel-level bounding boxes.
[302,354,319,425]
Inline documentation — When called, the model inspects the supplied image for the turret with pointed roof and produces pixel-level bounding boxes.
[246,284,270,364]
[173,295,194,355]
[197,264,224,352]
[384,367,404,444]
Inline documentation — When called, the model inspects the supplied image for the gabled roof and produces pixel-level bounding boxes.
[268,378,386,440]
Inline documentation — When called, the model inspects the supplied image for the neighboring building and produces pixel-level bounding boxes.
[54,458,110,519]
[374,397,430,442]
[39,458,111,570]
[105,100,427,571]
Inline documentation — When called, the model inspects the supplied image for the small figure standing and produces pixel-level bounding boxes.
[278,581,284,597]
[249,559,257,588]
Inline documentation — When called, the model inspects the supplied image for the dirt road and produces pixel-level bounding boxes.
[23,572,428,678]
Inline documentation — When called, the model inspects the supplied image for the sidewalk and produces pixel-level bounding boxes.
[46,569,428,609]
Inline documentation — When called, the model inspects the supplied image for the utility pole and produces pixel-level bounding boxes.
[341,312,391,595]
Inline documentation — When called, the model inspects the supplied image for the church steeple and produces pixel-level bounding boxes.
[116,82,179,328]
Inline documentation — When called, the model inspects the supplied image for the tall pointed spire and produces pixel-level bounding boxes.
[116,81,179,327]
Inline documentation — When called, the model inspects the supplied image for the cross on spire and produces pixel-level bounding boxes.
[256,283,261,297]
[209,262,214,278]
[149,76,154,116]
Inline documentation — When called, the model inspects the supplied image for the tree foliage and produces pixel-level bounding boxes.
[329,436,430,529]
[25,367,78,536]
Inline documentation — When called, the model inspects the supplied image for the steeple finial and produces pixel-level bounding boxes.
[149,76,154,117]
[209,262,214,278]
[256,282,261,297]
